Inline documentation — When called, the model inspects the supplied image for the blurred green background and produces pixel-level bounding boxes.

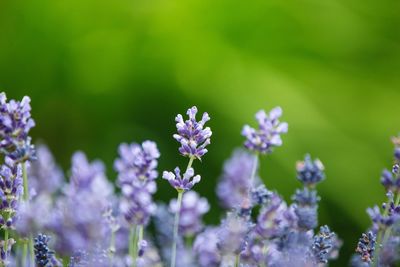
[1,0,400,265]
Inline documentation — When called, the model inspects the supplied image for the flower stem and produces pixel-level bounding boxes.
[250,153,259,188]
[4,230,9,266]
[21,163,35,266]
[170,190,183,267]
[21,241,27,267]
[234,254,240,267]
[132,225,143,267]
[129,225,137,266]
[109,229,116,267]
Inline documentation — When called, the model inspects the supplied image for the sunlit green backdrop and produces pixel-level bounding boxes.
[1,0,400,265]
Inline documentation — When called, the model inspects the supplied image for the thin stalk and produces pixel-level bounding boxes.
[109,229,116,267]
[4,229,9,265]
[132,225,143,267]
[21,242,27,267]
[249,153,259,187]
[373,192,400,266]
[234,254,240,267]
[170,190,183,267]
[21,163,35,266]
[170,157,194,267]
[129,225,138,266]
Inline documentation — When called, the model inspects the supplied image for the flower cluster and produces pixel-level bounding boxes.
[0,92,35,162]
[115,141,160,226]
[352,137,400,266]
[4,92,400,267]
[242,107,288,154]
[173,106,212,159]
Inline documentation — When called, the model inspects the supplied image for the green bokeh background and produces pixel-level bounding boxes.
[1,0,400,265]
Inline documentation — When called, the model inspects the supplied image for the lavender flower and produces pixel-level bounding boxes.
[256,194,296,239]
[193,227,221,267]
[173,106,212,159]
[355,231,376,263]
[312,225,337,264]
[28,144,64,196]
[48,152,114,255]
[120,180,157,225]
[0,92,35,162]
[218,212,251,255]
[216,149,257,209]
[292,188,320,230]
[242,107,288,154]
[162,167,201,192]
[380,165,400,193]
[114,141,160,184]
[0,157,23,229]
[0,238,15,266]
[169,191,209,237]
[296,154,325,187]
[34,234,62,267]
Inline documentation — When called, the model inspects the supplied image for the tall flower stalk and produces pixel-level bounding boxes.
[0,93,35,266]
[163,106,212,267]
[114,140,160,266]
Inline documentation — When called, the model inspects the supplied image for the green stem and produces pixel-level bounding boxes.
[21,163,35,266]
[234,254,240,267]
[132,225,143,267]
[170,190,184,267]
[170,157,194,267]
[186,157,194,171]
[250,153,259,187]
[4,230,8,266]
[21,242,27,267]
[129,225,137,266]
[109,229,116,267]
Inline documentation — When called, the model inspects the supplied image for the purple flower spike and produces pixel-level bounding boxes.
[0,92,36,162]
[114,140,160,185]
[242,107,288,154]
[120,180,157,226]
[163,167,201,192]
[0,157,23,229]
[173,106,212,159]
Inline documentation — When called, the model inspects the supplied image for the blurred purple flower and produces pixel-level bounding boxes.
[296,154,325,187]
[242,107,288,154]
[114,141,160,185]
[173,106,212,159]
[193,227,221,267]
[216,149,256,210]
[48,152,114,255]
[120,180,157,226]
[28,145,64,196]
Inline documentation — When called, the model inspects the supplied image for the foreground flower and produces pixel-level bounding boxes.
[163,167,201,192]
[0,92,35,162]
[173,106,212,159]
[34,234,62,267]
[241,107,288,154]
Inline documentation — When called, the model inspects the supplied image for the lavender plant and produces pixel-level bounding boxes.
[1,91,400,267]
[352,136,400,267]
